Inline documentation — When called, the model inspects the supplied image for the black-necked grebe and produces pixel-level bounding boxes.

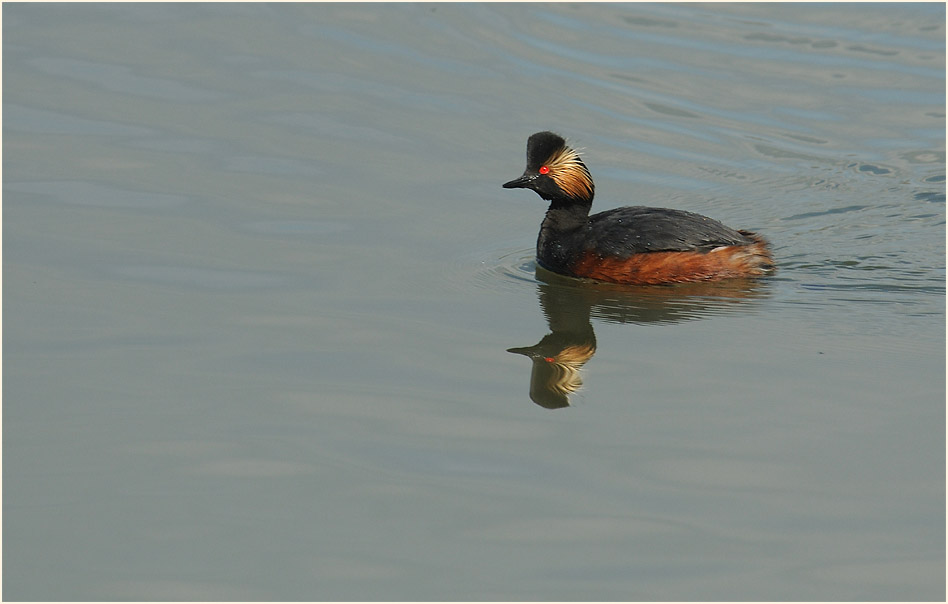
[503,131,774,285]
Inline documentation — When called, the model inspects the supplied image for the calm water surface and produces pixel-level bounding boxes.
[4,3,944,601]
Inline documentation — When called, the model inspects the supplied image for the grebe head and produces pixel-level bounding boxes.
[503,131,594,203]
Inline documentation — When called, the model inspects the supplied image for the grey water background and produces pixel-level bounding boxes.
[3,2,944,600]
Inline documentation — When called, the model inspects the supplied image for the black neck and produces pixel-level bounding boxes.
[541,198,592,232]
[536,199,592,274]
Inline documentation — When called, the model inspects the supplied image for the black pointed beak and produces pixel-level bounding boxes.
[503,173,536,189]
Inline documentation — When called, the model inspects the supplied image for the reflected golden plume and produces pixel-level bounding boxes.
[542,342,597,396]
[508,337,596,409]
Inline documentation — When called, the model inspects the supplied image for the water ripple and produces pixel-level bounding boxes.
[461,247,538,294]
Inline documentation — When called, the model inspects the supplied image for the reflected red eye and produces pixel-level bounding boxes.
[538,166,550,175]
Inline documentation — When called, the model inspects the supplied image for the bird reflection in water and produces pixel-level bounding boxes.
[508,331,597,410]
[508,266,770,409]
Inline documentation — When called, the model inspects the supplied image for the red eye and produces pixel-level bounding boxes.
[538,166,550,175]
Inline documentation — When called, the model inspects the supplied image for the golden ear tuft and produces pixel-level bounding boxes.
[545,144,594,200]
